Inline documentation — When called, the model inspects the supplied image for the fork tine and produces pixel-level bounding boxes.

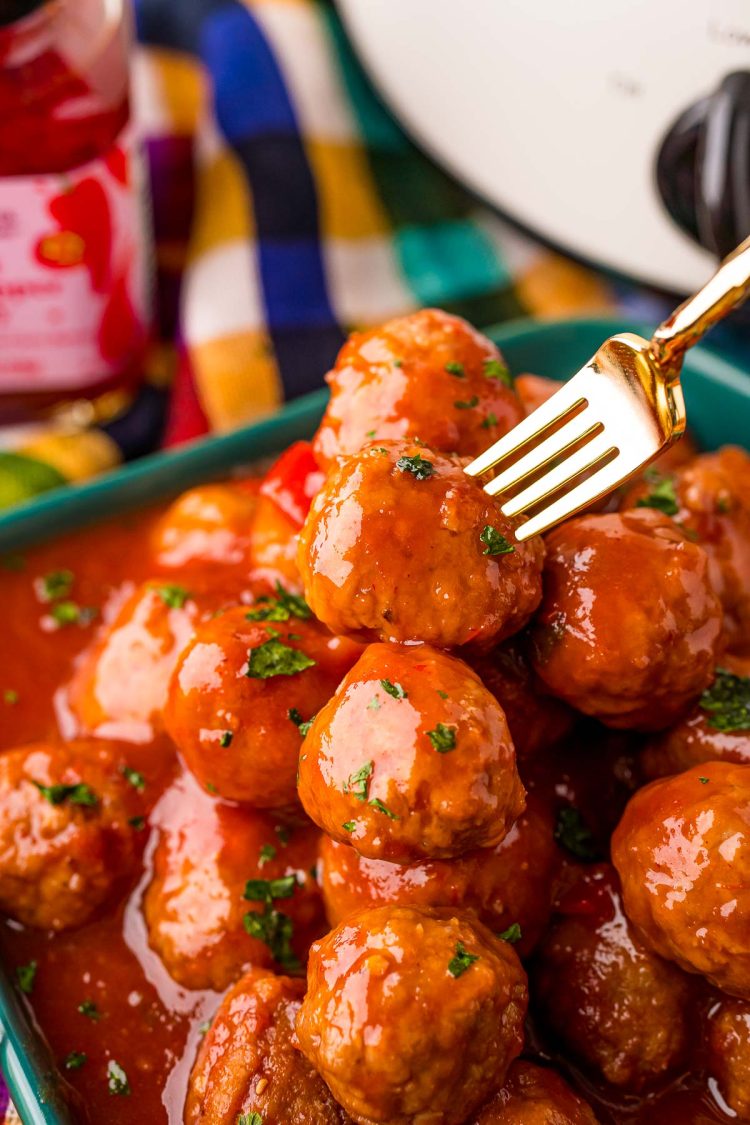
[464,378,589,477]
[508,453,630,540]
[501,433,617,517]
[483,409,601,498]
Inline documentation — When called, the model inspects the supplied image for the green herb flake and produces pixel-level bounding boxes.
[288,708,315,736]
[380,679,407,700]
[369,797,399,820]
[447,942,479,978]
[244,875,297,903]
[699,669,750,732]
[716,496,732,514]
[699,776,710,784]
[33,782,98,808]
[243,906,299,970]
[480,526,516,556]
[4,689,18,705]
[50,600,83,626]
[484,358,513,387]
[37,569,73,602]
[481,412,498,430]
[107,1059,130,1096]
[396,454,435,481]
[205,782,218,795]
[635,475,679,517]
[246,583,312,623]
[121,765,145,792]
[454,396,480,410]
[342,821,356,833]
[78,1000,101,1021]
[427,723,457,753]
[258,844,277,867]
[437,690,449,700]
[345,761,374,802]
[220,730,233,748]
[64,1051,87,1070]
[246,638,316,679]
[554,806,599,861]
[445,362,465,377]
[365,430,377,438]
[499,922,522,944]
[154,584,190,609]
[16,961,37,994]
[393,359,404,369]
[237,1113,264,1125]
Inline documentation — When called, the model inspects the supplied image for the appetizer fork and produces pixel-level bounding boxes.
[465,235,750,540]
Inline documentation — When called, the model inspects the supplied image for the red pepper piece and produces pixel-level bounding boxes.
[259,441,324,527]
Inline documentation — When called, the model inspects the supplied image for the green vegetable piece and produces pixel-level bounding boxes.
[454,396,479,410]
[38,569,73,602]
[483,358,513,386]
[246,583,311,622]
[243,907,299,970]
[427,723,457,753]
[345,761,374,802]
[444,362,465,377]
[635,475,679,517]
[380,679,407,700]
[33,782,98,808]
[396,454,435,481]
[498,923,522,944]
[369,797,399,819]
[78,1000,101,1021]
[16,961,37,994]
[243,875,297,902]
[258,844,277,867]
[107,1059,130,1096]
[64,1052,87,1070]
[121,765,145,791]
[154,584,190,609]
[480,526,515,556]
[699,669,750,732]
[554,806,599,861]
[246,638,316,679]
[447,942,479,978]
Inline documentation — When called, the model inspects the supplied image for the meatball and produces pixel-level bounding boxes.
[319,794,557,955]
[150,481,259,574]
[296,904,528,1125]
[164,603,361,807]
[533,865,691,1088]
[67,580,212,742]
[298,441,544,648]
[641,661,750,780]
[467,638,575,759]
[612,761,750,998]
[313,309,523,470]
[0,739,144,930]
[529,510,722,729]
[621,447,750,652]
[706,997,750,1118]
[514,373,560,416]
[143,772,324,991]
[472,1060,598,1124]
[184,967,349,1125]
[298,643,526,862]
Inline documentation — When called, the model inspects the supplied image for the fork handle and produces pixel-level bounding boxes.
[649,233,750,385]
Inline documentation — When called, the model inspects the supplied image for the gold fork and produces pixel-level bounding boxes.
[465,235,750,541]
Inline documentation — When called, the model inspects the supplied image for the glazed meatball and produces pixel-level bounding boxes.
[706,997,750,1119]
[467,638,575,759]
[612,761,750,998]
[641,661,750,779]
[184,966,349,1124]
[298,441,544,648]
[164,602,361,807]
[313,309,523,470]
[514,373,560,416]
[296,904,528,1125]
[150,481,259,574]
[533,865,691,1088]
[621,446,750,652]
[472,1060,598,1124]
[0,739,144,930]
[319,794,557,955]
[67,579,212,742]
[298,643,526,862]
[143,772,324,991]
[529,509,722,729]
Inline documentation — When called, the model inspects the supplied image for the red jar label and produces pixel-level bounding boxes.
[0,129,149,392]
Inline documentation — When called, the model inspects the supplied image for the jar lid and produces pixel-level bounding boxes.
[0,1,46,27]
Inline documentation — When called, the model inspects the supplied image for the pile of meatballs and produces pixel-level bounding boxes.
[2,308,750,1124]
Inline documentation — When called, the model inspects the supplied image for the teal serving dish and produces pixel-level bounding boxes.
[1,315,749,1124]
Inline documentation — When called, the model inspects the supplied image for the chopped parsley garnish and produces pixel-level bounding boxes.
[33,781,98,808]
[107,1059,130,1096]
[37,569,73,602]
[206,782,218,795]
[154,584,190,609]
[554,806,599,861]
[288,708,315,736]
[243,907,299,970]
[128,815,146,831]
[50,601,97,627]
[238,1114,263,1125]
[445,362,465,377]
[342,821,356,832]
[246,638,316,679]
[484,358,513,386]
[121,765,145,791]
[220,730,233,748]
[635,475,679,517]
[365,430,377,438]
[258,844,277,867]
[480,526,515,556]
[380,679,407,700]
[427,723,457,753]
[699,669,750,732]
[78,1000,101,1021]
[699,776,710,784]
[4,689,18,705]
[244,876,297,903]
[447,942,479,978]
[64,1051,87,1070]
[716,496,732,514]
[393,359,403,368]
[16,961,37,994]
[369,797,399,819]
[396,454,435,481]
[345,761,374,802]
[437,690,449,700]
[246,583,311,622]
[481,412,498,430]
[499,923,522,944]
